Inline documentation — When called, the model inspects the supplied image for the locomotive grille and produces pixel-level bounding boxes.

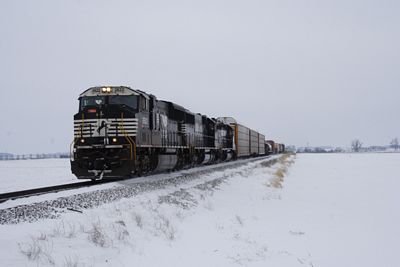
[179,123,187,134]
[74,118,138,138]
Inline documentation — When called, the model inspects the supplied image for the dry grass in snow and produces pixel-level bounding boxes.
[267,153,296,188]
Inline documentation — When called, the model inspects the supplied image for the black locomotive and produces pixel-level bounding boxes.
[71,86,283,180]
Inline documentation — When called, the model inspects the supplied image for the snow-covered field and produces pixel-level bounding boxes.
[0,153,399,267]
[0,159,77,193]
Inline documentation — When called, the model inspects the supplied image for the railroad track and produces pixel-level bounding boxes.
[0,156,274,204]
[0,180,116,204]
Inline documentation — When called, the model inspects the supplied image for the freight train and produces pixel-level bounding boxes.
[71,86,285,180]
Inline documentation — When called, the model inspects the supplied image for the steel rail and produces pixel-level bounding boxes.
[0,180,113,204]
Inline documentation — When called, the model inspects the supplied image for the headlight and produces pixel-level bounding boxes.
[102,87,112,93]
[112,138,117,143]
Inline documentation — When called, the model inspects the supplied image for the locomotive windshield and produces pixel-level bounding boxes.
[80,95,138,111]
[80,96,105,109]
[109,95,138,109]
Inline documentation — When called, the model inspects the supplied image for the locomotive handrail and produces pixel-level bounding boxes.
[119,123,133,159]
[69,139,75,161]
[70,113,85,161]
[119,113,136,161]
[80,113,85,138]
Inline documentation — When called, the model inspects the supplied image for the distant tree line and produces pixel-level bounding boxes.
[295,137,399,154]
[390,138,399,150]
[2,138,399,158]
[350,137,399,152]
[351,139,363,152]
[0,153,69,160]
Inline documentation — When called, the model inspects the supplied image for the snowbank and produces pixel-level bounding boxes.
[0,153,399,267]
[0,159,77,193]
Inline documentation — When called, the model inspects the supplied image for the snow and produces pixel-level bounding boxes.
[0,153,399,266]
[0,159,77,193]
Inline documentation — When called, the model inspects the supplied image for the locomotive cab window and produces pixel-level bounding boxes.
[139,97,148,111]
[109,95,138,110]
[80,96,105,110]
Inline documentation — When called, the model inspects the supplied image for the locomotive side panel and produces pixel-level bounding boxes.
[183,112,195,148]
[150,96,163,147]
[194,114,204,148]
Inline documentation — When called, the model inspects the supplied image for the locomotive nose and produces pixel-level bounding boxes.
[93,158,106,170]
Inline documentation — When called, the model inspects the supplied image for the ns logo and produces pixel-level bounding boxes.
[94,119,110,137]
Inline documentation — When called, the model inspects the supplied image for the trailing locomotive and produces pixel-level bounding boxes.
[71,86,283,180]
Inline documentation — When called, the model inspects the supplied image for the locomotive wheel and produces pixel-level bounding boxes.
[136,154,152,177]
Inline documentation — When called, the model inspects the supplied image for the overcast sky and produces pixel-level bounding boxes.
[0,0,399,154]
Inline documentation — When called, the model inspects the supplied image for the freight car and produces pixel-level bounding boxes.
[71,86,279,180]
[265,140,285,154]
[217,117,265,157]
[266,140,276,154]
[265,142,273,155]
[278,143,285,153]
